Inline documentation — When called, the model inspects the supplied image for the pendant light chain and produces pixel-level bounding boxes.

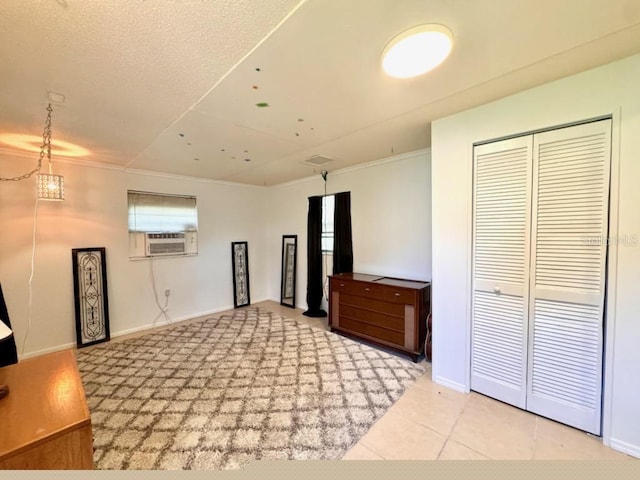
[0,103,53,182]
[44,103,53,174]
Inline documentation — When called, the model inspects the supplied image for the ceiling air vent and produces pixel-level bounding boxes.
[303,155,336,167]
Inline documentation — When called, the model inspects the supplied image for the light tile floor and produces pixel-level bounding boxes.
[251,301,632,461]
[98,300,633,461]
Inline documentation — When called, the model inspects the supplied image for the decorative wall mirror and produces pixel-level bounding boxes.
[280,235,297,308]
[72,247,111,348]
[231,241,250,308]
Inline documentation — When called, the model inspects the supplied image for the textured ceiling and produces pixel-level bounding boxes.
[2,0,640,185]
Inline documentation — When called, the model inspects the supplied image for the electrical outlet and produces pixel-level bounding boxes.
[164,289,170,297]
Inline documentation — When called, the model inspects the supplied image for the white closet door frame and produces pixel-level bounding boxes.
[527,120,611,435]
[471,136,533,408]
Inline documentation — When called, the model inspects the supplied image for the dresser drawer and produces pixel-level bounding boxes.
[339,293,405,318]
[372,284,415,304]
[339,304,404,333]
[332,279,370,297]
[338,317,405,347]
[333,279,414,304]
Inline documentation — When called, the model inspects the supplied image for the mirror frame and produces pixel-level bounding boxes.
[231,241,251,308]
[280,235,297,308]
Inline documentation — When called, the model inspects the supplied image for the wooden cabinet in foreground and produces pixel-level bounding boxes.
[329,273,431,362]
[0,349,93,470]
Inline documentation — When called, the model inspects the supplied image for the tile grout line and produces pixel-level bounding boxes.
[364,443,385,460]
[435,392,499,460]
[358,434,387,459]
[386,399,455,441]
[352,442,385,460]
[357,407,396,460]
[532,415,540,460]
[435,391,470,459]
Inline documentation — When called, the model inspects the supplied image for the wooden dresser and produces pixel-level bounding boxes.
[329,273,431,362]
[0,350,94,470]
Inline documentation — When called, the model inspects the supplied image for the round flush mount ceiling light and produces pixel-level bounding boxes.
[382,24,453,79]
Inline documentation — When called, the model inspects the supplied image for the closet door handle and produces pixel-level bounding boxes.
[494,287,501,294]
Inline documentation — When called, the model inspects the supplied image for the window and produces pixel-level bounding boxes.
[128,191,197,233]
[321,194,335,300]
[321,194,334,253]
[128,191,198,258]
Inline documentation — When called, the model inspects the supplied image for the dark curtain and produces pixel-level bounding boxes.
[333,191,353,274]
[303,195,327,317]
[0,282,18,368]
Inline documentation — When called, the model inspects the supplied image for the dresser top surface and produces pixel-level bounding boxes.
[0,349,90,458]
[330,272,430,289]
[375,277,430,289]
[330,273,383,283]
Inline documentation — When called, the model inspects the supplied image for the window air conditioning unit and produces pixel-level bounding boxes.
[146,232,186,256]
[129,232,197,258]
[148,232,198,256]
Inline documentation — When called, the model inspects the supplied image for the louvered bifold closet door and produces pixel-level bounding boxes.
[527,120,611,435]
[471,136,533,408]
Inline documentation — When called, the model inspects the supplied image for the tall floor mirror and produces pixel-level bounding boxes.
[280,235,297,308]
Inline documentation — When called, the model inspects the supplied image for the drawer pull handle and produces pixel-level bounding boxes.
[365,288,370,291]
[340,283,345,287]
[394,293,400,296]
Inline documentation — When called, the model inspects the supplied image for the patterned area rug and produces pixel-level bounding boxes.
[76,308,426,469]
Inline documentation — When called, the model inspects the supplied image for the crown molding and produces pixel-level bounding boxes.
[1,146,430,190]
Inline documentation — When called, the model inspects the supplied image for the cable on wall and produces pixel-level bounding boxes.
[3,102,58,355]
[21,195,40,355]
[424,311,432,362]
[150,258,171,326]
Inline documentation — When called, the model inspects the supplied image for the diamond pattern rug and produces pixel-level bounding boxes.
[76,307,426,469]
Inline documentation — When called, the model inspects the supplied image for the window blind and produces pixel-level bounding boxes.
[128,191,198,233]
[321,194,334,252]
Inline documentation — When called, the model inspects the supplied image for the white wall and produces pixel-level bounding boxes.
[0,148,431,358]
[431,54,640,457]
[0,159,269,358]
[268,149,432,309]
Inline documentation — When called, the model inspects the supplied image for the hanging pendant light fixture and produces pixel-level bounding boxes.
[35,104,64,201]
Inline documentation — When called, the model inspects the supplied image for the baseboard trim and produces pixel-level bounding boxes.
[20,300,274,360]
[609,438,640,459]
[111,306,233,338]
[113,298,272,338]
[19,342,76,360]
[433,375,468,394]
[263,296,307,312]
